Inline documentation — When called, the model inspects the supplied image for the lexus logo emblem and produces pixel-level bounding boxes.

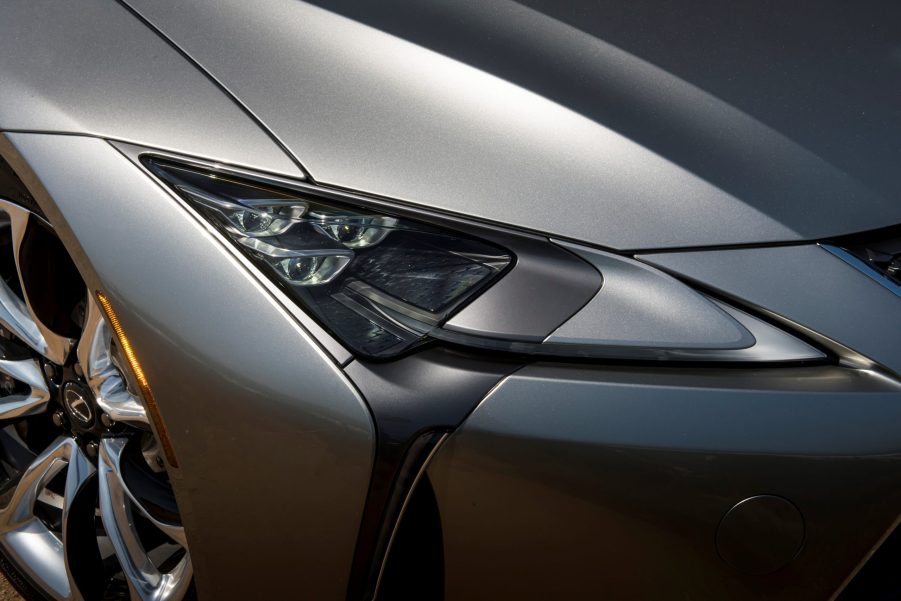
[63,384,94,426]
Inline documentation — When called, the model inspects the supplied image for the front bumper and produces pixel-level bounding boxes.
[424,242,901,600]
[430,363,901,600]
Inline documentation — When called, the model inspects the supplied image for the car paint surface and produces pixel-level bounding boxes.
[641,245,901,376]
[429,363,901,600]
[0,1,899,599]
[0,0,302,179]
[2,132,375,601]
[122,0,901,250]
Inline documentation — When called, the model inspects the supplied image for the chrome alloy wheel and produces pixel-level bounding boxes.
[0,199,191,601]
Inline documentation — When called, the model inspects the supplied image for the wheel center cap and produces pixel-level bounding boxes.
[62,382,95,427]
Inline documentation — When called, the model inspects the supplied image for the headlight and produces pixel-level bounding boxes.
[146,159,512,357]
[146,155,825,363]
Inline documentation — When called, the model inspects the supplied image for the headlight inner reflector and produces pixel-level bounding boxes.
[147,159,512,357]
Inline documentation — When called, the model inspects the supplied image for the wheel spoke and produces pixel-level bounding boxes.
[0,199,75,365]
[99,437,191,601]
[61,441,96,601]
[0,356,50,419]
[0,437,94,601]
[0,270,48,360]
[80,297,148,425]
[99,382,149,424]
[0,201,189,599]
[75,294,102,383]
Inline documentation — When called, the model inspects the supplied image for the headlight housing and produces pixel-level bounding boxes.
[147,159,512,357]
[146,155,826,364]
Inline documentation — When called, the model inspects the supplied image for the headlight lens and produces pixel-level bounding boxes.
[145,155,826,364]
[146,159,511,357]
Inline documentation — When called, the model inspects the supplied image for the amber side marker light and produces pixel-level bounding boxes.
[95,291,179,468]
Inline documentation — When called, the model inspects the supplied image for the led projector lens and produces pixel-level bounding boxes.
[147,159,512,358]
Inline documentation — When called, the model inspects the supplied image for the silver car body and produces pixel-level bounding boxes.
[2,0,900,599]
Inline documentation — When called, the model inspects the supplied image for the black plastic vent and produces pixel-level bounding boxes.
[377,474,444,601]
[836,522,901,601]
[831,225,901,287]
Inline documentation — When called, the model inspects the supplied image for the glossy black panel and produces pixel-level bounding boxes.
[377,474,444,601]
[444,235,601,341]
[838,523,901,600]
[344,348,521,601]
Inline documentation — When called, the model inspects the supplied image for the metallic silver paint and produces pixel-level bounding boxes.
[2,1,899,597]
[641,245,901,376]
[436,296,827,362]
[431,363,901,600]
[0,0,303,179]
[4,133,375,601]
[547,242,753,348]
[706,300,826,363]
[124,0,901,250]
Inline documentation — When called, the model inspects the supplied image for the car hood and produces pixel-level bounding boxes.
[128,0,901,251]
